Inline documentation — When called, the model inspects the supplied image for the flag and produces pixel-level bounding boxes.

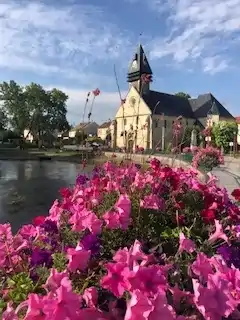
[92,88,100,96]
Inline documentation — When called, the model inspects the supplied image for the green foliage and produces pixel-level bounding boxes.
[0,81,70,139]
[52,253,68,272]
[212,121,238,152]
[86,136,104,144]
[182,126,201,147]
[75,130,87,144]
[175,92,191,99]
[7,272,34,304]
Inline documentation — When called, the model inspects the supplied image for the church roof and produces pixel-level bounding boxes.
[127,44,152,83]
[141,90,234,119]
[142,91,194,117]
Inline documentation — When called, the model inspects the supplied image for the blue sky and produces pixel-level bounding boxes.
[0,0,239,125]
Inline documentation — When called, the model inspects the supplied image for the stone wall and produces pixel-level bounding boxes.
[104,152,206,182]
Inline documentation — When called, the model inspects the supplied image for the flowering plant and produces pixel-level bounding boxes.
[1,160,240,319]
[192,146,224,171]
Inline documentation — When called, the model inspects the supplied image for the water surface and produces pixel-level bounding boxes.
[0,160,93,232]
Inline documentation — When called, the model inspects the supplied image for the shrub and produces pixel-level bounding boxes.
[192,146,224,171]
[0,160,240,319]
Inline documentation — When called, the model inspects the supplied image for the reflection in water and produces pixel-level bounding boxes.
[0,160,93,232]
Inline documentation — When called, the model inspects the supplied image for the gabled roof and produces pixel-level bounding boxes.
[99,121,111,129]
[141,90,234,120]
[71,122,99,131]
[142,90,194,118]
[189,93,234,119]
[236,116,240,124]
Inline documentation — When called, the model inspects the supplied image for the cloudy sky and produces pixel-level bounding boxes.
[0,0,239,125]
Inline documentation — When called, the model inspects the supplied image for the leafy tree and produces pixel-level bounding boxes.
[0,80,29,133]
[48,88,69,132]
[212,121,238,152]
[0,81,70,147]
[0,110,8,130]
[175,92,191,99]
[75,130,87,144]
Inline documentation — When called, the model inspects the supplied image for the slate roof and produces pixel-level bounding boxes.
[128,44,152,83]
[189,93,234,119]
[99,121,111,129]
[141,90,234,120]
[142,90,194,117]
[71,122,99,131]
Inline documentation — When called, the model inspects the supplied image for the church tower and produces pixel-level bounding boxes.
[127,44,152,94]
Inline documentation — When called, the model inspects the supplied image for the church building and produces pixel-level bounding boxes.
[112,44,235,151]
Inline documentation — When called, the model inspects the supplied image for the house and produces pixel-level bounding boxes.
[236,117,240,145]
[112,44,235,151]
[68,122,99,138]
[97,121,112,142]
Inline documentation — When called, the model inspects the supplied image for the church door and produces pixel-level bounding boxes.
[127,139,134,153]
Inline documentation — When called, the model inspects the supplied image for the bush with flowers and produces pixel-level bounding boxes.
[1,159,240,319]
[192,146,224,171]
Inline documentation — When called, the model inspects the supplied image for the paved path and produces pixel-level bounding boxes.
[212,167,240,194]
[211,157,240,194]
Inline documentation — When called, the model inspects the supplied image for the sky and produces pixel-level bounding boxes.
[0,0,240,125]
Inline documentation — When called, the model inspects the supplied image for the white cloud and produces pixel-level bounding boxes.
[149,0,240,74]
[0,1,133,84]
[202,56,228,75]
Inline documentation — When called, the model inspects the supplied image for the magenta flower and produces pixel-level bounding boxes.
[101,262,131,297]
[208,219,229,244]
[178,232,196,254]
[129,265,167,295]
[67,244,90,272]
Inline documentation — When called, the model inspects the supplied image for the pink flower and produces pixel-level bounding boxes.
[83,287,98,308]
[193,273,237,319]
[208,219,229,244]
[2,303,18,320]
[32,216,45,226]
[129,265,167,295]
[44,269,70,292]
[23,293,45,319]
[101,262,130,297]
[124,290,153,320]
[191,253,213,282]
[18,224,37,239]
[149,290,176,320]
[70,209,102,234]
[178,232,196,254]
[44,284,81,319]
[103,194,131,230]
[67,244,90,272]
[140,194,165,211]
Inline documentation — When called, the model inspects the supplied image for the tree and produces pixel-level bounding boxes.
[0,81,70,146]
[0,80,30,133]
[0,109,8,130]
[175,92,191,99]
[48,88,69,132]
[212,121,238,152]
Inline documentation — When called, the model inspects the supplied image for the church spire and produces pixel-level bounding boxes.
[127,44,152,92]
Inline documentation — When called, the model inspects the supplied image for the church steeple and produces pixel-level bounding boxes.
[127,44,152,93]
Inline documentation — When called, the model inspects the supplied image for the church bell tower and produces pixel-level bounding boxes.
[127,44,152,94]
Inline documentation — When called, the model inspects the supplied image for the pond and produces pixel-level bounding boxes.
[0,160,94,232]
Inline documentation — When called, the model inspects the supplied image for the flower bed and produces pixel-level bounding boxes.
[1,159,240,319]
